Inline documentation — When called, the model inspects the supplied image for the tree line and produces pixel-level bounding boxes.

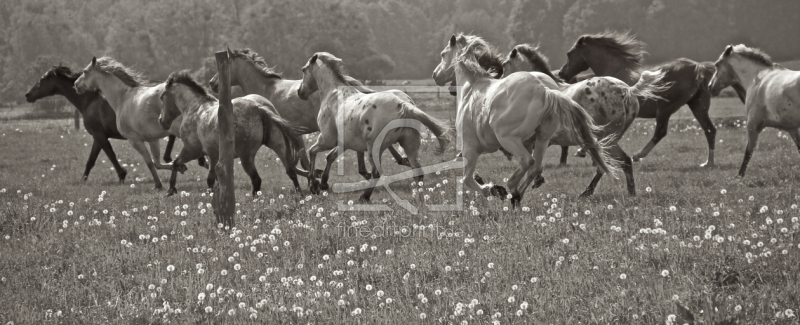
[1,0,797,103]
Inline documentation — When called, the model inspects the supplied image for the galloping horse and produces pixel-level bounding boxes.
[503,44,668,196]
[433,34,619,206]
[208,48,410,181]
[74,57,181,189]
[25,65,128,182]
[558,31,725,167]
[158,71,303,195]
[297,52,450,202]
[708,45,800,177]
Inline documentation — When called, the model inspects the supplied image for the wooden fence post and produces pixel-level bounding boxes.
[74,108,80,130]
[212,49,236,229]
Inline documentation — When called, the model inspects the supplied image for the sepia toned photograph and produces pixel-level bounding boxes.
[1,0,799,323]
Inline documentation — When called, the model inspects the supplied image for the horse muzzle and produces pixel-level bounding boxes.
[24,93,36,103]
[158,116,172,131]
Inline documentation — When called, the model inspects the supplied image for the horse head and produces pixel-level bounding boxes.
[298,53,321,100]
[432,35,463,86]
[74,57,100,94]
[709,46,739,96]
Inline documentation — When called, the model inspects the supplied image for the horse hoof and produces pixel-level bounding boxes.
[154,185,163,191]
[309,180,320,195]
[359,196,371,204]
[510,193,522,208]
[631,155,642,162]
[473,174,485,185]
[313,169,324,178]
[574,151,587,158]
[177,164,188,174]
[81,175,89,182]
[319,183,330,191]
[491,185,508,199]
[163,156,172,164]
[532,175,546,189]
[399,157,411,167]
[700,161,715,168]
[578,191,592,199]
[166,188,177,197]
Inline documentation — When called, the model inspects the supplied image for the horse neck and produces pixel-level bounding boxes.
[54,78,94,113]
[93,74,134,112]
[314,68,356,102]
[173,86,211,116]
[584,49,639,84]
[454,67,486,113]
[235,63,279,97]
[729,57,771,91]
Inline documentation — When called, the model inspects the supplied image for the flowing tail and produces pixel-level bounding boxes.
[626,69,672,104]
[398,102,451,155]
[257,106,303,167]
[543,89,621,178]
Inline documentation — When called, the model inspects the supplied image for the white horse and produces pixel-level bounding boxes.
[208,48,412,181]
[297,52,450,202]
[432,34,619,207]
[74,57,178,189]
[708,44,800,177]
[502,43,668,197]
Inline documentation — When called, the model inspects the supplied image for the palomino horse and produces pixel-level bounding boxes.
[297,52,450,202]
[208,48,410,181]
[709,45,800,177]
[74,57,181,189]
[433,34,619,206]
[158,71,303,195]
[558,31,726,167]
[502,44,669,196]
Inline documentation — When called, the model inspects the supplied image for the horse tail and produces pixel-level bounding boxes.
[695,61,716,91]
[543,89,620,178]
[397,102,451,155]
[626,69,671,104]
[257,106,303,167]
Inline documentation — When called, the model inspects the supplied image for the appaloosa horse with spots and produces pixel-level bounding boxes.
[503,44,669,196]
[559,31,740,167]
[298,52,450,202]
[709,44,800,177]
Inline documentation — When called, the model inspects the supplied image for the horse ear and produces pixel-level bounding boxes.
[577,36,586,46]
[310,54,318,64]
[449,35,457,47]
[226,46,233,58]
[510,48,518,58]
[724,45,733,56]
[91,57,97,66]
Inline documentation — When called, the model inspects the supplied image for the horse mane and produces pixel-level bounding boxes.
[51,65,80,79]
[229,48,284,80]
[165,70,217,102]
[579,31,646,68]
[454,33,504,78]
[513,44,562,82]
[94,57,153,87]
[316,53,376,94]
[729,44,774,67]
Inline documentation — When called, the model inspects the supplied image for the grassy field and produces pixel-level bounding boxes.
[1,96,800,324]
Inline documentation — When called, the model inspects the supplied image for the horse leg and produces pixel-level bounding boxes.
[319,147,344,191]
[240,156,262,196]
[97,136,127,183]
[129,140,163,189]
[786,128,800,155]
[306,136,336,194]
[163,135,176,163]
[497,136,536,208]
[274,149,302,193]
[632,108,675,161]
[387,145,410,167]
[206,153,218,189]
[296,135,322,178]
[687,89,716,167]
[148,140,172,170]
[359,146,385,203]
[579,144,634,197]
[559,146,569,167]
[399,135,423,182]
[461,149,494,197]
[356,151,371,180]
[82,139,103,182]
[514,138,550,207]
[738,122,764,178]
[166,155,190,197]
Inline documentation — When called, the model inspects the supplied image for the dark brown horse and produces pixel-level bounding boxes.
[558,31,746,167]
[24,65,202,182]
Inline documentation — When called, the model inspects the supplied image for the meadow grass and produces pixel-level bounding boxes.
[1,97,799,324]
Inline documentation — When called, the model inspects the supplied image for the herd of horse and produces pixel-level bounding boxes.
[23,31,800,207]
